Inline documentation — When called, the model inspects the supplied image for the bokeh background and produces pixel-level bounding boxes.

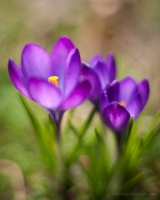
[0,0,160,199]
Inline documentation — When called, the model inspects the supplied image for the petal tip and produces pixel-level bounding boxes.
[8,58,14,68]
[71,47,79,55]
[8,58,18,73]
[82,61,89,68]
[122,76,136,83]
[107,52,115,59]
[22,43,36,53]
[138,78,150,110]
[55,36,75,50]
[67,48,80,63]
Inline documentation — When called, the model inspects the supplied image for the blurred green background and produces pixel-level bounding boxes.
[0,0,160,199]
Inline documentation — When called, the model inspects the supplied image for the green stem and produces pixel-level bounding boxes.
[49,110,64,143]
[66,103,99,167]
[79,102,99,139]
[55,119,61,143]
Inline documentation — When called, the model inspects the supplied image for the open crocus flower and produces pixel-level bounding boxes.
[82,53,116,103]
[100,76,149,138]
[8,36,91,139]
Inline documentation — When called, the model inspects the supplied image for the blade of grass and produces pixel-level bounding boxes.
[79,102,99,139]
[19,94,57,174]
[121,171,145,191]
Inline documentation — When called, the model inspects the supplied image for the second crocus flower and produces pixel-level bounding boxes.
[100,76,149,140]
[82,53,116,103]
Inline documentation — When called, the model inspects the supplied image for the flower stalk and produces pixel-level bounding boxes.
[79,101,99,139]
[49,110,64,142]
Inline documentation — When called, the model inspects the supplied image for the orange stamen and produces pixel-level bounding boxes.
[48,76,59,87]
[119,101,126,107]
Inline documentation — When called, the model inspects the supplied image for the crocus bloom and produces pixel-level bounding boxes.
[100,76,149,138]
[82,53,116,103]
[8,36,91,139]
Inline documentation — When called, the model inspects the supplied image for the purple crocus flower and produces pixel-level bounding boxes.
[82,53,116,103]
[100,76,149,139]
[8,36,91,140]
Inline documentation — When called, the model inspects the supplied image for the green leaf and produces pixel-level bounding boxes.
[147,110,160,131]
[19,94,43,139]
[68,120,79,138]
[79,102,99,139]
[19,94,57,175]
[121,171,145,191]
[143,123,160,149]
[95,128,105,146]
[64,108,76,134]
[65,103,99,167]
[122,116,133,144]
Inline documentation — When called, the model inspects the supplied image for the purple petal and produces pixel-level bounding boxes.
[8,58,32,99]
[51,36,75,75]
[107,80,120,103]
[21,44,52,81]
[138,79,149,111]
[119,77,138,105]
[28,78,63,109]
[100,91,109,113]
[65,48,81,97]
[82,63,102,103]
[89,54,104,66]
[102,102,130,132]
[106,53,116,82]
[92,60,110,89]
[126,93,142,120]
[59,80,91,110]
[51,36,75,92]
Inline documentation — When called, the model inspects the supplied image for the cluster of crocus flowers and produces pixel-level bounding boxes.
[8,36,91,140]
[8,35,149,142]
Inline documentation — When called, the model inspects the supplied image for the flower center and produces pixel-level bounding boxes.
[119,101,126,107]
[48,76,59,87]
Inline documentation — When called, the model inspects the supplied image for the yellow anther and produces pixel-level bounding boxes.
[48,76,59,87]
[119,101,126,107]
